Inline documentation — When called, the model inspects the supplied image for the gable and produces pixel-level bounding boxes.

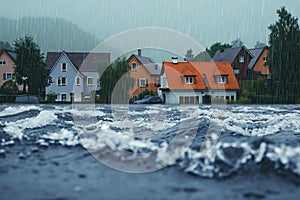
[49,53,85,78]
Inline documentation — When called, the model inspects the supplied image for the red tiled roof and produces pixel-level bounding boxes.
[162,62,240,91]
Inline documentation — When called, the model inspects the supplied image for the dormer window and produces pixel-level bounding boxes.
[239,55,244,63]
[218,76,227,84]
[185,76,195,84]
[61,63,67,72]
[131,62,137,71]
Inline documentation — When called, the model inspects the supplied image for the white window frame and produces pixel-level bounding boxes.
[131,62,137,71]
[218,76,227,84]
[61,93,67,102]
[0,60,6,65]
[58,77,67,86]
[87,77,94,86]
[3,72,13,80]
[139,78,147,87]
[76,77,81,86]
[61,63,67,72]
[185,76,195,84]
[239,55,245,63]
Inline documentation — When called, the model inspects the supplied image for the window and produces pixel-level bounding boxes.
[87,77,93,85]
[61,93,67,102]
[3,73,13,80]
[0,60,6,65]
[58,77,67,86]
[179,96,199,104]
[139,78,147,87]
[76,77,80,86]
[131,62,137,71]
[263,57,267,63]
[239,55,244,63]
[161,77,167,87]
[218,76,227,84]
[61,63,67,72]
[185,76,195,84]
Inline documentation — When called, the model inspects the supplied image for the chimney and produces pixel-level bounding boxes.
[172,56,178,64]
[138,49,142,56]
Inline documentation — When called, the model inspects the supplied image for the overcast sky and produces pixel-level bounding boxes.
[1,0,300,48]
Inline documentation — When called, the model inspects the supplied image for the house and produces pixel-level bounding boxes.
[213,46,253,88]
[46,51,110,102]
[0,49,22,90]
[160,60,240,104]
[127,49,162,100]
[248,46,269,79]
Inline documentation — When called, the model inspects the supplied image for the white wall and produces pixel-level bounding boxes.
[162,90,237,104]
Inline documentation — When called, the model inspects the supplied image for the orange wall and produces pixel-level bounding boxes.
[0,52,22,90]
[253,48,269,75]
[128,56,159,98]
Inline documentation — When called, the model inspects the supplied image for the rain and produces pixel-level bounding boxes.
[0,1,300,200]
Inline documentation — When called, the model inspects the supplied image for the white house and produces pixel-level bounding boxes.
[45,51,110,102]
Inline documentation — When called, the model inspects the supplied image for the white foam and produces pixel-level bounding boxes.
[0,105,40,117]
[4,110,57,140]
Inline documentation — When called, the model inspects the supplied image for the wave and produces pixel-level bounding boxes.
[0,104,299,178]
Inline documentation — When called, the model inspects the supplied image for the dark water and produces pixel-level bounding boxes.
[0,104,300,199]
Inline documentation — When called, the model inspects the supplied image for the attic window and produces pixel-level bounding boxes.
[263,57,267,63]
[239,55,244,63]
[61,63,67,72]
[131,62,137,71]
[0,60,6,65]
[218,76,227,84]
[185,76,195,84]
[87,77,94,86]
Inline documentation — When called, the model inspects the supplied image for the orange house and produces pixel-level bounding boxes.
[248,46,270,79]
[127,50,161,100]
[0,49,22,90]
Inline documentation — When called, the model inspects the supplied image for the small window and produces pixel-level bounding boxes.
[3,73,13,80]
[239,55,244,63]
[218,76,227,84]
[263,57,267,63]
[76,77,80,86]
[185,76,195,84]
[61,63,67,72]
[131,62,137,71]
[139,78,147,87]
[61,93,67,102]
[87,77,94,85]
[0,60,6,65]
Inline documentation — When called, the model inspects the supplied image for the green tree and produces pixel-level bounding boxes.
[206,42,232,57]
[254,41,267,48]
[0,41,13,51]
[268,7,300,103]
[185,49,195,61]
[98,58,134,103]
[14,35,49,96]
[0,80,19,95]
[231,38,244,48]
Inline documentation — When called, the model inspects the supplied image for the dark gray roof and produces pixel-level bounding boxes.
[248,47,266,70]
[212,46,243,63]
[6,50,17,61]
[46,51,110,72]
[0,49,17,61]
[132,54,162,75]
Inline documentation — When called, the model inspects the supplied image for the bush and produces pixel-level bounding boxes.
[236,97,251,104]
[46,92,58,103]
[138,89,157,100]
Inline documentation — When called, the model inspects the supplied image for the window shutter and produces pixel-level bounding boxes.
[137,79,140,87]
[146,79,148,87]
